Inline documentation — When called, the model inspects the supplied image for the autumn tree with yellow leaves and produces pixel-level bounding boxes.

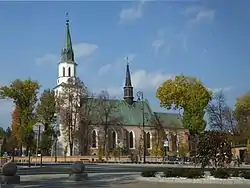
[0,79,40,154]
[156,75,212,135]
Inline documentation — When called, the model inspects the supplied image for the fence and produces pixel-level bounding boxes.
[13,156,166,164]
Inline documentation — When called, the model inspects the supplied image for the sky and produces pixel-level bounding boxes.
[0,0,250,128]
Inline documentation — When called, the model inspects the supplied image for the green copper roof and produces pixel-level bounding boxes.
[86,98,183,129]
[154,112,183,129]
[61,16,75,62]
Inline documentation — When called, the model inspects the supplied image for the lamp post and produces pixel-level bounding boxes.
[0,138,3,166]
[33,122,45,167]
[137,91,146,164]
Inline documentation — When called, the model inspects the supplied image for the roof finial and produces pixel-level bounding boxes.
[125,56,129,65]
[66,12,69,25]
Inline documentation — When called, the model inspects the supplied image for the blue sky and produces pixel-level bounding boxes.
[0,0,250,128]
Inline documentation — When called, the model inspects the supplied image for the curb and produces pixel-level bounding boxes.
[137,176,250,185]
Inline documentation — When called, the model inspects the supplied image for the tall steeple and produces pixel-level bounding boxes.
[61,12,74,62]
[57,13,77,86]
[123,57,134,105]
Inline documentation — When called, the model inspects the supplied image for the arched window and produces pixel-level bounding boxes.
[129,131,134,148]
[92,130,97,148]
[63,67,65,77]
[112,131,116,149]
[146,132,151,148]
[68,67,71,77]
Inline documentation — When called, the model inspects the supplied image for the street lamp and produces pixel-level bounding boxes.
[137,91,146,164]
[33,122,45,167]
[0,138,3,166]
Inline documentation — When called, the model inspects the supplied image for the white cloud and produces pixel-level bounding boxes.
[97,53,136,76]
[151,29,169,56]
[36,42,99,65]
[131,69,174,90]
[181,5,215,25]
[94,70,173,97]
[73,43,99,59]
[208,86,232,94]
[119,1,145,24]
[98,64,112,76]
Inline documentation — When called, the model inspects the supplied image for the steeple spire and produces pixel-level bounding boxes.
[125,57,132,87]
[61,12,74,62]
[123,57,134,105]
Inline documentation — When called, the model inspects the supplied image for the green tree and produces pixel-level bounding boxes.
[75,92,96,155]
[234,92,250,139]
[94,90,123,158]
[36,89,57,155]
[0,79,40,154]
[197,131,232,168]
[156,75,212,134]
[150,115,165,157]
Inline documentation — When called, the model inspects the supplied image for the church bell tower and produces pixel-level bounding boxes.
[57,13,77,86]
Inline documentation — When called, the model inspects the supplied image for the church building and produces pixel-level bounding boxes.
[54,17,190,158]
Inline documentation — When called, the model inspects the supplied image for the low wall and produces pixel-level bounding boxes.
[13,156,165,164]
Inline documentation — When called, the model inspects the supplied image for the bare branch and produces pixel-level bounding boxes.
[207,91,236,131]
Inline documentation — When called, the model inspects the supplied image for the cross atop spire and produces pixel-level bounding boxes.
[66,12,69,24]
[125,56,129,65]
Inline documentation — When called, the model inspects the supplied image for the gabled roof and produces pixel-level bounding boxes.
[154,112,183,129]
[83,98,184,129]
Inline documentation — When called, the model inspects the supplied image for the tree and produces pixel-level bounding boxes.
[156,75,212,134]
[197,131,232,168]
[36,89,56,130]
[234,93,250,139]
[150,114,165,157]
[75,92,96,155]
[36,89,57,155]
[11,107,21,148]
[2,127,14,154]
[94,90,123,158]
[207,91,236,131]
[56,77,87,156]
[0,79,40,154]
[178,142,189,158]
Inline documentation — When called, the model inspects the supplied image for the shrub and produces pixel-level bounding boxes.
[241,170,250,179]
[184,169,204,179]
[231,169,241,177]
[164,168,183,177]
[211,168,230,179]
[141,170,156,177]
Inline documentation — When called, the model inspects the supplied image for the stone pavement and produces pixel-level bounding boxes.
[3,173,250,188]
[5,181,250,188]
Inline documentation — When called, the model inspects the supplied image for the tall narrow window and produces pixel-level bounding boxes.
[92,130,97,148]
[112,131,116,149]
[68,67,71,77]
[63,67,65,77]
[129,131,134,148]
